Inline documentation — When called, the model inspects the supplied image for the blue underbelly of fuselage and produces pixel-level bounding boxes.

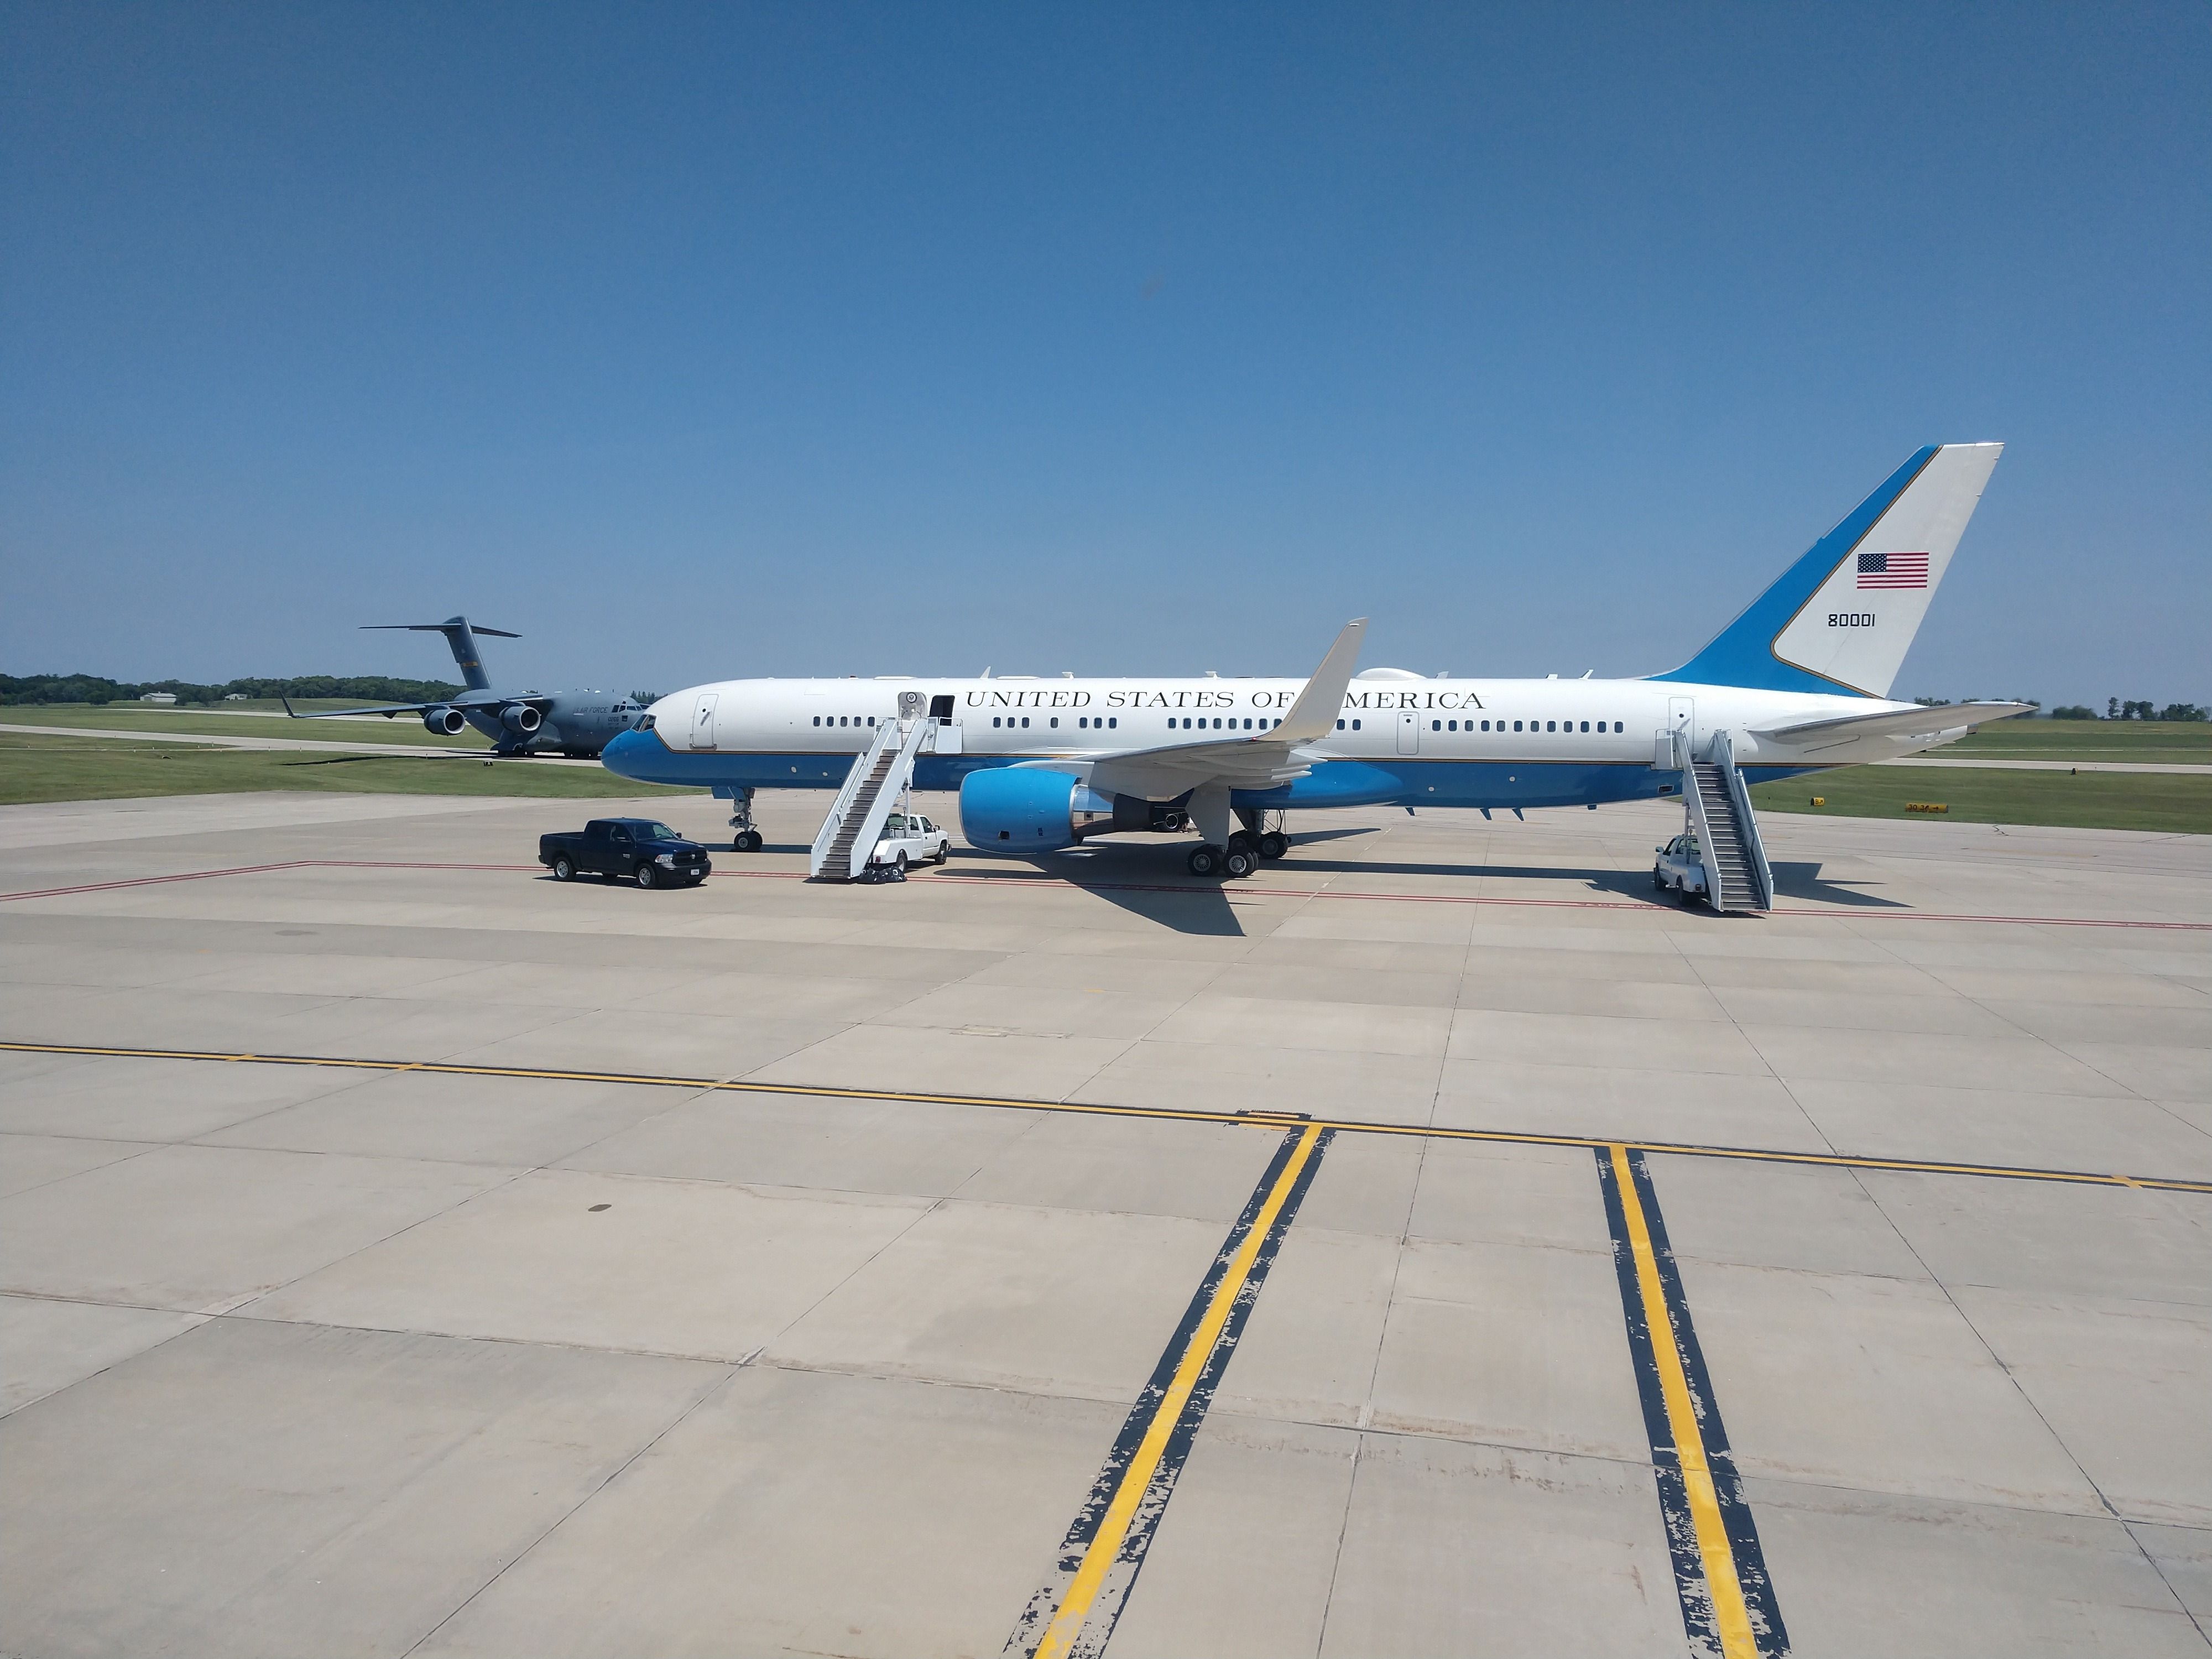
[599,737,1823,809]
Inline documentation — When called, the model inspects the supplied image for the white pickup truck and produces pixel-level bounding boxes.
[1653,832,1709,901]
[869,812,952,873]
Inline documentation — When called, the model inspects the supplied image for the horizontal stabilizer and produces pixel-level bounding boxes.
[1753,701,2036,745]
[363,620,522,638]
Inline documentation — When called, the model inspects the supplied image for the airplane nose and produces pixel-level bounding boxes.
[599,726,664,781]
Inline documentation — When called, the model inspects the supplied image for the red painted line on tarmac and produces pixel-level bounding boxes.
[4,857,2203,932]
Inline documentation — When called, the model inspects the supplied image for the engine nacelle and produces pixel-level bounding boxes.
[960,768,1085,852]
[422,706,467,736]
[500,703,544,735]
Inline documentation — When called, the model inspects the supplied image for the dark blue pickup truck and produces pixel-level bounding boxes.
[539,818,712,889]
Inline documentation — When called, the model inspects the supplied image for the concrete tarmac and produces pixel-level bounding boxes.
[1,790,2207,1657]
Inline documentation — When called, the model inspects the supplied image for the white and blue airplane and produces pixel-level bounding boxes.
[601,444,2030,877]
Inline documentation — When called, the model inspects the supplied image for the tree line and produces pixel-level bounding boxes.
[2044,700,2208,722]
[0,672,463,707]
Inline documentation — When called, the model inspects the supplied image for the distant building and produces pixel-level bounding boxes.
[224,692,249,701]
[139,692,178,705]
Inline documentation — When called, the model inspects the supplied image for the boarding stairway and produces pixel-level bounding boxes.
[810,714,935,880]
[1681,729,1775,914]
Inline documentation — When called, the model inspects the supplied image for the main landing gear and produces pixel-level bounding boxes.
[1186,812,1290,881]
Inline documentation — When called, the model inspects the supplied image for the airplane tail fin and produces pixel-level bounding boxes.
[363,616,520,693]
[1652,444,2002,698]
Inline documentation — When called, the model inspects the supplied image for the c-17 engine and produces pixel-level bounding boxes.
[422,707,467,736]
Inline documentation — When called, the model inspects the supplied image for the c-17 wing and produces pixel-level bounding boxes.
[1015,619,1367,801]
[281,692,554,721]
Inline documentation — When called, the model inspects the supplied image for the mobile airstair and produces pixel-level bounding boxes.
[810,713,936,881]
[1681,729,1775,914]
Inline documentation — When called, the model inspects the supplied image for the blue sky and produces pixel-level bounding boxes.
[4,3,2205,707]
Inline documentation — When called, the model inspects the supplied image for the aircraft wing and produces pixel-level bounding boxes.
[1751,701,2036,746]
[1016,619,1367,800]
[281,692,553,721]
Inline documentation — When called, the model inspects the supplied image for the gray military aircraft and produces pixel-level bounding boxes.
[283,617,649,758]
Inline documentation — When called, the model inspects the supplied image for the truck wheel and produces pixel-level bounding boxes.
[1652,865,1665,890]
[635,863,657,890]
[552,855,575,881]
[934,842,950,864]
[895,851,909,875]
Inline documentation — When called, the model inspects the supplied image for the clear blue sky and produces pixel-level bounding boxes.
[5,3,2205,708]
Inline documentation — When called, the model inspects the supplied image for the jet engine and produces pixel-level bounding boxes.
[500,703,544,735]
[958,770,1171,852]
[422,707,467,735]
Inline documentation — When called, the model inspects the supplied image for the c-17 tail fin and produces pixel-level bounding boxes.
[363,617,520,693]
[1653,444,2002,698]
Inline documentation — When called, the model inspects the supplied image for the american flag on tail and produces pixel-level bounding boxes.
[1857,551,1929,589]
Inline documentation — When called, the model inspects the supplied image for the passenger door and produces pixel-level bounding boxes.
[691,692,718,750]
[1396,709,1420,755]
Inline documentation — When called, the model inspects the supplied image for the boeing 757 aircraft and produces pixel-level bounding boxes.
[601,445,2030,884]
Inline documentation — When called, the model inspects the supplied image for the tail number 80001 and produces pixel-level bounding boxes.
[1829,612,1876,628]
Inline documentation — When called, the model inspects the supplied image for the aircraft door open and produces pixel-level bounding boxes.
[690,692,718,750]
[928,692,962,754]
[1396,709,1421,755]
[1666,696,1694,769]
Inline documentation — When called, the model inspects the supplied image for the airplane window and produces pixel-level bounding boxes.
[1021,717,1030,728]
[1050,717,1058,728]
[1352,719,1361,731]
[1480,720,1490,731]
[1546,721,1556,732]
[1243,718,1251,730]
[812,716,820,726]
[1108,717,1117,728]
[1337,719,1345,730]
[1513,720,1522,732]
[1615,721,1624,732]
[1580,721,1589,732]
[992,717,1001,727]
[1078,717,1087,728]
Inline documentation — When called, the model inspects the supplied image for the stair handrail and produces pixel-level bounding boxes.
[810,719,905,878]
[1708,728,1775,911]
[837,717,934,879]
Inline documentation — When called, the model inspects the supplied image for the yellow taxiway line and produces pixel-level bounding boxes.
[3,1041,2206,1196]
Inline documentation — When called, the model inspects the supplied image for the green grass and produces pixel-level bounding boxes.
[1753,763,2212,834]
[0,703,484,748]
[1944,719,2212,765]
[0,731,693,805]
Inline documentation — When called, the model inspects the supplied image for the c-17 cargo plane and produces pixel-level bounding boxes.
[283,617,648,758]
[601,445,2031,905]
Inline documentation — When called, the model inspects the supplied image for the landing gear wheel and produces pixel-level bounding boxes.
[635,863,658,890]
[552,855,575,881]
[1258,831,1288,861]
[1222,846,1258,879]
[734,830,763,853]
[1187,845,1222,878]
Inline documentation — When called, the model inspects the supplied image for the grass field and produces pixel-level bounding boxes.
[0,704,485,748]
[1943,719,2211,764]
[0,731,690,805]
[1752,763,2212,834]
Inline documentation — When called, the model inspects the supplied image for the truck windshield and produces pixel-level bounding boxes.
[638,822,680,841]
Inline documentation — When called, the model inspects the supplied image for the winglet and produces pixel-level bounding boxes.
[1276,620,1367,743]
[281,696,299,719]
